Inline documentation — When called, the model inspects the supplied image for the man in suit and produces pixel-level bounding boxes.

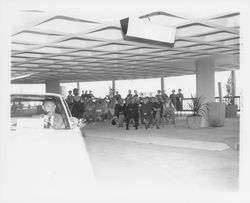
[42,98,65,129]
[170,89,177,110]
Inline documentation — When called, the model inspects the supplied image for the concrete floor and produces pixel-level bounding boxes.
[83,117,239,192]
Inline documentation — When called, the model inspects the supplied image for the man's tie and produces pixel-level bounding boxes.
[44,116,51,128]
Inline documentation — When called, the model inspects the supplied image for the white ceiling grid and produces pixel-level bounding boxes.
[11,11,240,83]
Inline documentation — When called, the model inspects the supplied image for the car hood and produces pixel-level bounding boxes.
[2,128,95,202]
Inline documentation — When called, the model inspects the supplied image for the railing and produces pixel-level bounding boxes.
[182,96,241,112]
[215,96,241,111]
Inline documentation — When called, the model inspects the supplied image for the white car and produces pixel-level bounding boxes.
[3,93,94,202]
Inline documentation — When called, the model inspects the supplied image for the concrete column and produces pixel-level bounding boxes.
[60,86,66,98]
[161,77,165,94]
[196,57,215,128]
[196,57,215,103]
[112,80,116,96]
[231,70,236,103]
[77,81,80,91]
[45,80,60,94]
[218,82,222,102]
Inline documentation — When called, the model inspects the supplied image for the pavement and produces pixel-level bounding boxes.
[84,116,239,150]
[83,117,240,192]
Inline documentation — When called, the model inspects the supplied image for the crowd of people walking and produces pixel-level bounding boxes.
[65,88,184,130]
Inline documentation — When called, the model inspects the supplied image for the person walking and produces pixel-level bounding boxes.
[125,97,133,130]
[115,99,126,127]
[152,97,161,129]
[132,97,139,130]
[176,89,184,117]
[140,97,153,129]
[125,97,139,130]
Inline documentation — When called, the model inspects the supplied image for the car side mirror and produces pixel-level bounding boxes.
[70,117,86,128]
[78,118,86,128]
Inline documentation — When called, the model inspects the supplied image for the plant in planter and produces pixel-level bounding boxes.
[224,75,238,118]
[186,95,207,129]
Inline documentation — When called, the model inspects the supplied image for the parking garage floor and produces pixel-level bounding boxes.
[83,117,239,193]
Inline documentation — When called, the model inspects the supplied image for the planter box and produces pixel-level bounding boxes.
[226,104,238,118]
[207,102,226,127]
[186,115,202,129]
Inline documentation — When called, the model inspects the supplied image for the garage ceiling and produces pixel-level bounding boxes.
[11,10,240,83]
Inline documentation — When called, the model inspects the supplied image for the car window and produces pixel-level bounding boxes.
[11,95,71,130]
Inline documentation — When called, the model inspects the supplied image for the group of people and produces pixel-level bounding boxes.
[113,89,184,130]
[65,88,184,130]
[65,89,95,119]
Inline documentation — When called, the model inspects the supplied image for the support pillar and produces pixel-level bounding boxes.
[196,57,215,127]
[60,86,66,98]
[231,70,236,104]
[112,80,116,96]
[196,57,215,103]
[45,80,60,94]
[161,77,165,94]
[77,81,80,91]
[218,82,222,102]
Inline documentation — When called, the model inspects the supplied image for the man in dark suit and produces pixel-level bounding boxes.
[170,89,177,110]
[42,98,65,129]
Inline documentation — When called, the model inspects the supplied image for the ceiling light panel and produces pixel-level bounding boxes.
[174,40,197,48]
[196,31,238,41]
[86,28,123,40]
[208,14,239,28]
[176,24,217,37]
[12,32,60,44]
[93,43,134,52]
[13,52,46,58]
[221,38,240,46]
[188,44,215,50]
[33,46,73,54]
[11,43,34,51]
[35,18,99,34]
[57,38,101,48]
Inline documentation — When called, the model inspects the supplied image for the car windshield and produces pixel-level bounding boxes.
[11,94,71,130]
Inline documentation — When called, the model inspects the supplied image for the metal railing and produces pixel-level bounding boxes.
[182,96,241,112]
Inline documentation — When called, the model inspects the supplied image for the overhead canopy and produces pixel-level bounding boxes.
[11,10,239,84]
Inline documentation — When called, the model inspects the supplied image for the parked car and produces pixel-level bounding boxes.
[3,93,94,202]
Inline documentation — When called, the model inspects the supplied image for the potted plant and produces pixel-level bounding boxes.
[186,95,207,129]
[224,75,238,118]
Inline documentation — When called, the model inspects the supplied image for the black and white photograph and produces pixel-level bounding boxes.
[0,0,250,202]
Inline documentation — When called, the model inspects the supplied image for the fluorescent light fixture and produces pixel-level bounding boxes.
[11,74,31,81]
[120,17,176,46]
